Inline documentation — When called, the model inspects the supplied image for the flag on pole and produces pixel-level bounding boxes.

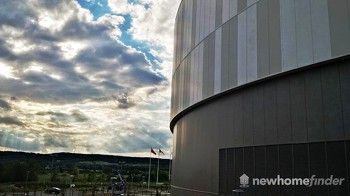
[151,148,157,155]
[159,149,164,155]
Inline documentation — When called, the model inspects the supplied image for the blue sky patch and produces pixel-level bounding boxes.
[77,0,161,67]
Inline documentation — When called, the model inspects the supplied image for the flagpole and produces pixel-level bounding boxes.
[156,150,160,185]
[168,150,172,182]
[148,150,152,190]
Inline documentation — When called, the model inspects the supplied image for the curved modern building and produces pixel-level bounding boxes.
[171,0,350,195]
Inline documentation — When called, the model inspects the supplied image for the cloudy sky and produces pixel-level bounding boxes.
[0,0,180,157]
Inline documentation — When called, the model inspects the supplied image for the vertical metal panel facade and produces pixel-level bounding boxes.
[171,0,350,117]
[310,0,331,62]
[237,11,247,85]
[214,28,222,94]
[171,0,350,195]
[246,4,258,82]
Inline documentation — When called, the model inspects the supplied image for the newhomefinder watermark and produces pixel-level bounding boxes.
[240,174,345,187]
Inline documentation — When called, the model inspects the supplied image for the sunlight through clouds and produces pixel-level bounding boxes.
[0,0,179,156]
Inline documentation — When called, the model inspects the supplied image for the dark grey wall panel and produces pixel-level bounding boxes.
[234,148,243,190]
[304,69,325,141]
[186,59,191,107]
[263,82,278,144]
[276,79,292,143]
[279,145,293,196]
[234,96,244,146]
[221,23,230,91]
[310,0,332,62]
[266,146,280,195]
[253,86,265,145]
[321,66,344,140]
[254,146,267,194]
[219,142,350,195]
[202,39,209,98]
[243,147,254,196]
[237,11,247,85]
[293,144,310,195]
[295,0,313,67]
[208,34,215,96]
[228,17,238,87]
[327,142,348,195]
[246,4,258,82]
[191,0,197,49]
[238,0,247,13]
[309,143,328,196]
[215,0,222,28]
[339,62,350,138]
[280,0,297,70]
[218,98,234,148]
[327,0,350,56]
[347,141,350,194]
[218,149,227,195]
[243,90,254,145]
[268,0,281,74]
[289,75,308,142]
[257,0,270,77]
[226,148,235,194]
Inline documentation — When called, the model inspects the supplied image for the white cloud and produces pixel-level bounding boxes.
[0,0,176,156]
[108,0,181,78]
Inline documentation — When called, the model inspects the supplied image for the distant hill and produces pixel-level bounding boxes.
[0,151,170,167]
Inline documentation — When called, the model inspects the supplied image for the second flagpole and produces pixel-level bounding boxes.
[156,150,160,185]
[147,150,152,190]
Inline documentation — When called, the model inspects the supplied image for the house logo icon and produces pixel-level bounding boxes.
[240,173,249,188]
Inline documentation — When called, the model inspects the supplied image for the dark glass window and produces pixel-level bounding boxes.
[255,146,267,195]
[266,146,279,195]
[327,141,348,195]
[227,148,235,193]
[219,149,227,195]
[294,143,309,195]
[234,148,244,189]
[309,142,327,196]
[279,145,293,195]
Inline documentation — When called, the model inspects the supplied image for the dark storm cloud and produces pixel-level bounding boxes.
[71,110,89,122]
[36,110,89,123]
[61,18,113,39]
[0,99,11,110]
[129,68,166,85]
[0,73,101,104]
[0,0,167,104]
[0,39,17,61]
[114,93,136,109]
[0,1,36,28]
[100,80,123,90]
[0,116,24,126]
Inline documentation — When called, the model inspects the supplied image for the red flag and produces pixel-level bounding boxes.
[151,148,157,155]
[159,149,165,155]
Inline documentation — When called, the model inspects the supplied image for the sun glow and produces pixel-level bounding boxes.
[0,62,16,79]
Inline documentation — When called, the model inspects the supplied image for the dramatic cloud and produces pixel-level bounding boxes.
[0,116,24,126]
[0,99,11,111]
[108,0,181,77]
[0,0,178,156]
